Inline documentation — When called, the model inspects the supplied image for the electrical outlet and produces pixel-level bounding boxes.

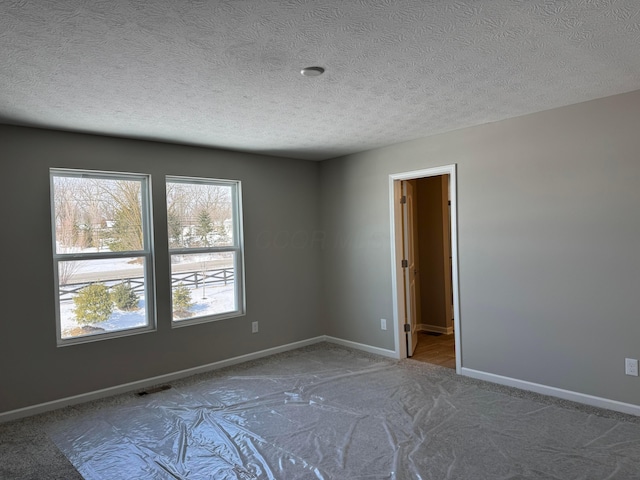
[625,358,638,376]
[381,318,387,330]
[252,321,259,334]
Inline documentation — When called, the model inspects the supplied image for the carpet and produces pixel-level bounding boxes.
[44,343,640,479]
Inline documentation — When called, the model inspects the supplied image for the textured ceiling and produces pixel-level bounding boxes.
[2,0,640,160]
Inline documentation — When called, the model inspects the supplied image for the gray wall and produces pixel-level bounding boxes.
[0,125,322,413]
[320,90,640,406]
[3,88,640,414]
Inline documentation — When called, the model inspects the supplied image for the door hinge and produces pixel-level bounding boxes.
[404,324,411,332]
[400,195,407,204]
[401,259,408,268]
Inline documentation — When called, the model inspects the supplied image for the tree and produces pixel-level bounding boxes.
[167,210,184,248]
[77,178,107,251]
[73,283,113,325]
[172,283,193,318]
[108,202,143,252]
[166,181,232,247]
[214,222,230,245]
[195,209,213,247]
[105,180,143,252]
[53,176,81,250]
[58,260,80,288]
[111,282,139,310]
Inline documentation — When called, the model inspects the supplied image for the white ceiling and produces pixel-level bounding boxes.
[2,0,640,161]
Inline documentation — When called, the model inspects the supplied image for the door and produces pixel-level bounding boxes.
[390,165,460,371]
[402,180,419,356]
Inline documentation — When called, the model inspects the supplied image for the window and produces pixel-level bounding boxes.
[166,176,244,325]
[50,169,155,344]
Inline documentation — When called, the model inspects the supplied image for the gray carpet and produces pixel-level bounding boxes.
[0,410,83,480]
[2,343,640,479]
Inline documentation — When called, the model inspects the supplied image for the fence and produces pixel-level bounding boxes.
[59,267,235,302]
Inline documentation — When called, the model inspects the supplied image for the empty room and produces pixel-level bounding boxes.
[2,1,640,479]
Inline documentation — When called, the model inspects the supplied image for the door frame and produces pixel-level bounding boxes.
[388,164,462,373]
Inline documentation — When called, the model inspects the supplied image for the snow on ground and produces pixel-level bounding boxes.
[60,284,236,338]
[58,246,237,338]
[57,246,143,271]
[73,255,144,273]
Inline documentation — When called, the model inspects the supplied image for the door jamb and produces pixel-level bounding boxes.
[388,164,462,373]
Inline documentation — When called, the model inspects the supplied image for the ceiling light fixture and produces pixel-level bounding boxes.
[300,66,325,77]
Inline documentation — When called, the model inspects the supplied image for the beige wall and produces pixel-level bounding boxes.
[320,89,640,406]
[416,176,449,330]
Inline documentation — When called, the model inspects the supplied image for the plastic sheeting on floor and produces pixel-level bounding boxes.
[49,346,640,479]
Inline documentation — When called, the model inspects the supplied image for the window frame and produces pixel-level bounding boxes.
[166,175,245,327]
[50,168,156,346]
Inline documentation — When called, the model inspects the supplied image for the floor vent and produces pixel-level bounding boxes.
[138,385,171,396]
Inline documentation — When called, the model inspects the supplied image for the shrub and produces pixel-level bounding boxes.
[111,282,139,310]
[173,283,193,318]
[73,283,113,325]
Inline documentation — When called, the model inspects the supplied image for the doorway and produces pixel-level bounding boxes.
[389,165,461,373]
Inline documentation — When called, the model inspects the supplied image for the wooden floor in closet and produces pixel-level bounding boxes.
[410,331,456,369]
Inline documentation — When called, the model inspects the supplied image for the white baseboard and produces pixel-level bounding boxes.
[461,367,640,417]
[7,338,635,422]
[0,336,326,423]
[323,335,399,359]
[418,323,453,335]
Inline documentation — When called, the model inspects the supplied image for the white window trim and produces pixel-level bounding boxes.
[50,168,157,346]
[166,176,246,327]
